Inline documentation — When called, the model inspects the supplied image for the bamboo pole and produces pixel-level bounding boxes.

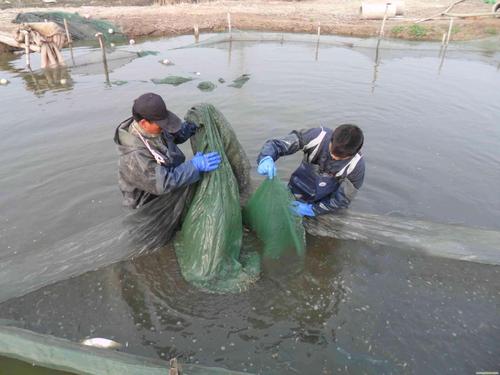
[379,3,390,38]
[317,22,321,42]
[95,32,110,84]
[441,32,447,47]
[63,18,75,65]
[227,12,232,38]
[445,17,454,46]
[193,24,199,43]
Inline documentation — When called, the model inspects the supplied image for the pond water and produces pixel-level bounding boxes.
[0,33,499,374]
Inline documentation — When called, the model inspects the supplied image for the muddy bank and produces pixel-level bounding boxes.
[0,0,499,43]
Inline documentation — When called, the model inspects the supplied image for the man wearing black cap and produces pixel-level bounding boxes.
[114,93,221,209]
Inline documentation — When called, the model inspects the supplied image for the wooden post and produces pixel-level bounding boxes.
[317,22,321,42]
[227,12,232,37]
[445,17,454,46]
[63,18,75,65]
[24,32,31,70]
[194,24,199,43]
[441,32,447,47]
[95,32,110,84]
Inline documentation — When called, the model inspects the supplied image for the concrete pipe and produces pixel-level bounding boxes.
[394,0,405,15]
[493,2,500,13]
[360,3,398,20]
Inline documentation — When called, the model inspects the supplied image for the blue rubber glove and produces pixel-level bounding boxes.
[290,201,315,217]
[191,151,222,172]
[257,156,277,179]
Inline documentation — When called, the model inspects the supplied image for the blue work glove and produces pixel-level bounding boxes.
[257,156,277,179]
[290,201,315,217]
[191,151,222,172]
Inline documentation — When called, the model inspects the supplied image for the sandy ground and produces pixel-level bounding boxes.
[0,0,499,45]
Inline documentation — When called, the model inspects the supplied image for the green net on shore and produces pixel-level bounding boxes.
[243,178,306,259]
[174,103,259,293]
[14,12,126,42]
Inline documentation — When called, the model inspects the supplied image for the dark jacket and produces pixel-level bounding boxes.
[258,127,365,215]
[114,118,199,209]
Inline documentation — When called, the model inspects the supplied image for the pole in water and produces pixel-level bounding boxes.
[63,18,75,66]
[95,32,110,85]
[445,17,454,46]
[194,24,199,43]
[227,12,232,39]
[23,31,31,70]
[317,22,321,42]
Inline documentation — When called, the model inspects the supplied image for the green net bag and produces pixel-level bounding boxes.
[243,178,306,259]
[174,104,259,293]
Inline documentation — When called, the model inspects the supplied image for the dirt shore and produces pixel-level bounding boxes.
[0,0,499,43]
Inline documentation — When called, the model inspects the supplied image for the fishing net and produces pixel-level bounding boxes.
[14,12,126,42]
[197,81,217,92]
[174,103,259,293]
[228,74,250,88]
[151,75,193,86]
[243,178,306,259]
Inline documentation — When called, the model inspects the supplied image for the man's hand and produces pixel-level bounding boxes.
[191,152,222,172]
[290,201,315,217]
[257,156,276,179]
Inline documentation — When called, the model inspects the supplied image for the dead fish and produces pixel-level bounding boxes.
[80,337,122,349]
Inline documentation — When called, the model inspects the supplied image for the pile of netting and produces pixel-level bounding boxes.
[174,104,260,293]
[14,12,126,42]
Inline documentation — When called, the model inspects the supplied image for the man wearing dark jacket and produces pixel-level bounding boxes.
[114,93,221,209]
[257,124,365,217]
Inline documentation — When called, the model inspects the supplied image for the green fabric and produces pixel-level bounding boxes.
[0,326,250,375]
[228,74,250,88]
[136,50,159,57]
[14,12,126,42]
[174,104,259,293]
[243,178,306,259]
[197,81,217,92]
[151,76,193,86]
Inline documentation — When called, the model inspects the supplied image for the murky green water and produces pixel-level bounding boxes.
[0,33,499,374]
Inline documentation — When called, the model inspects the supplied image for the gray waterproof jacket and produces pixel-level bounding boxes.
[258,127,365,215]
[114,118,199,209]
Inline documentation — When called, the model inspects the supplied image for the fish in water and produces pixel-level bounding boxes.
[80,337,122,349]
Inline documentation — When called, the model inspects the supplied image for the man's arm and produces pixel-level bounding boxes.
[121,150,200,196]
[170,122,197,144]
[312,159,365,215]
[257,128,324,163]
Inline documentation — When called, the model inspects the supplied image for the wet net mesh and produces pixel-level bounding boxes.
[243,178,305,259]
[14,12,126,42]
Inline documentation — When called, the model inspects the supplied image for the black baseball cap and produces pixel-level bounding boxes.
[132,93,182,133]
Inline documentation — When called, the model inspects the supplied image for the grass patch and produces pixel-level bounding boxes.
[408,24,427,38]
[485,27,497,35]
[391,25,405,35]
